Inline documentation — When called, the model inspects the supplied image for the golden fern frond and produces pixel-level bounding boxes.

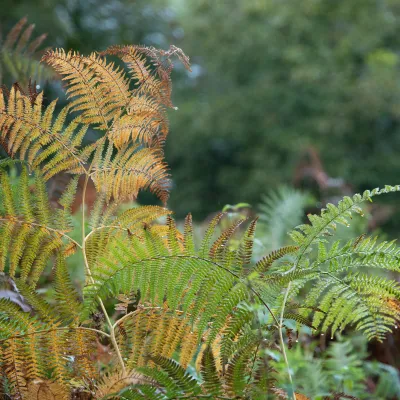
[90,142,170,203]
[0,86,88,180]
[41,49,128,130]
[0,168,77,285]
[3,337,29,398]
[104,45,176,108]
[102,44,190,148]
[108,95,169,149]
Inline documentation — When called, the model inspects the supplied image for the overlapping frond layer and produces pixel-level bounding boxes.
[85,204,172,268]
[115,308,199,369]
[103,44,190,148]
[134,340,276,399]
[314,236,400,273]
[104,45,189,108]
[90,142,170,203]
[0,168,76,285]
[42,49,130,129]
[293,235,400,341]
[83,216,258,335]
[109,95,169,148]
[94,369,154,399]
[302,274,400,341]
[0,87,87,179]
[1,326,98,399]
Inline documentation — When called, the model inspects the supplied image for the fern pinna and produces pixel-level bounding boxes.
[0,40,398,400]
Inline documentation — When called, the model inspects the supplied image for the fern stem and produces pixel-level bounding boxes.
[279,282,296,400]
[81,171,127,374]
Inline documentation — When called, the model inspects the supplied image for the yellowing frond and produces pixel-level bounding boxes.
[90,142,170,203]
[42,49,129,130]
[0,87,87,179]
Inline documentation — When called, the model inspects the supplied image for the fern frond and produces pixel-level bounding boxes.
[1,17,54,85]
[95,369,152,398]
[0,168,76,285]
[254,246,299,274]
[2,325,100,399]
[236,218,258,269]
[258,186,311,250]
[53,255,82,322]
[109,95,169,149]
[42,49,122,130]
[114,308,199,370]
[289,186,400,265]
[90,142,170,203]
[0,87,88,179]
[104,45,190,108]
[149,355,200,395]
[304,275,400,341]
[314,236,400,273]
[3,337,28,398]
[200,346,222,396]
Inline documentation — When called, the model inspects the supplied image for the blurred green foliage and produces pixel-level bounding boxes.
[167,0,400,218]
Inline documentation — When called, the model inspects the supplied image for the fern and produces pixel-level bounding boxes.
[0,88,88,179]
[0,17,54,86]
[0,35,399,400]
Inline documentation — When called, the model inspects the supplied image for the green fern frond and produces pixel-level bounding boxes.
[149,355,200,396]
[54,255,82,322]
[289,186,400,264]
[200,346,222,396]
[254,246,299,274]
[258,186,311,250]
[314,236,400,273]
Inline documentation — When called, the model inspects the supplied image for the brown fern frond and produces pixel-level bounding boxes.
[27,380,66,400]
[0,87,88,179]
[90,142,170,203]
[4,18,47,55]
